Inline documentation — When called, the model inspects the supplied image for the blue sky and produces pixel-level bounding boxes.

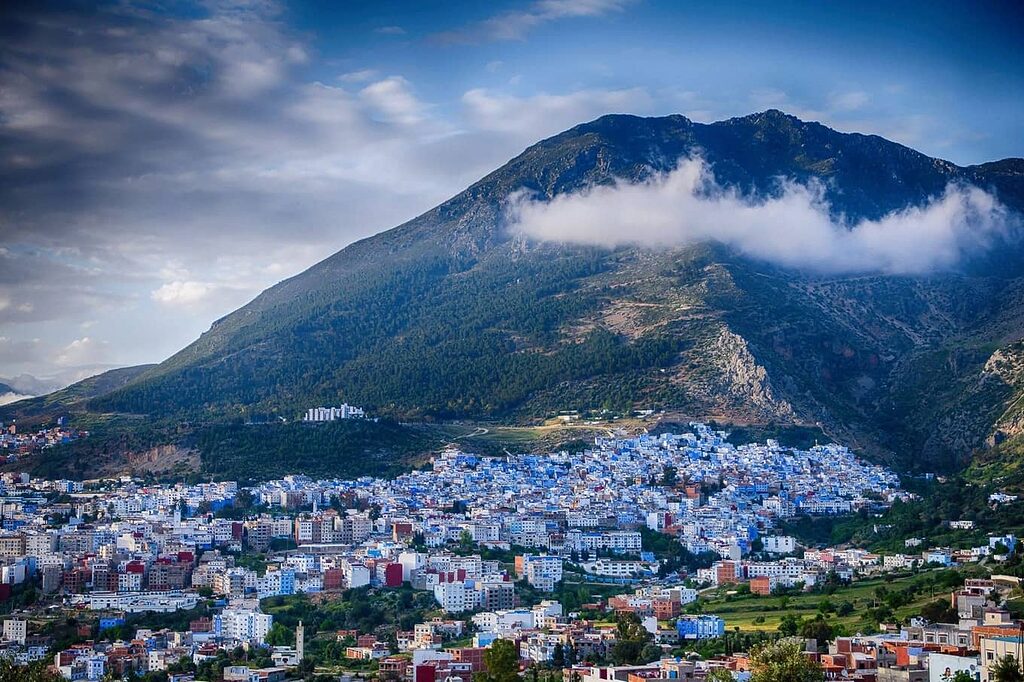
[282,0,1023,163]
[0,0,1021,389]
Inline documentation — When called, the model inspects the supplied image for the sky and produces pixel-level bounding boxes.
[0,0,1022,388]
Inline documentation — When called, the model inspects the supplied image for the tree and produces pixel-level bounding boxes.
[482,638,521,682]
[992,655,1024,682]
[778,614,799,636]
[235,489,254,509]
[0,659,63,682]
[611,611,653,665]
[798,616,834,648]
[551,643,566,669]
[266,622,294,646]
[639,643,662,664]
[950,672,975,682]
[748,638,824,682]
[920,599,957,624]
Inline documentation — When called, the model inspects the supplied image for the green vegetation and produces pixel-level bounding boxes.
[698,423,829,452]
[478,639,520,682]
[517,579,623,612]
[100,602,215,641]
[672,631,782,661]
[92,249,685,421]
[610,611,658,666]
[968,434,1024,493]
[749,638,824,682]
[639,527,719,575]
[0,658,63,682]
[783,469,1024,552]
[992,654,1024,682]
[260,586,440,636]
[194,420,440,482]
[11,415,188,480]
[689,568,976,633]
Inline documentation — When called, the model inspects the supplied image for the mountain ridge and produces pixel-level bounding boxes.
[7,110,1024,478]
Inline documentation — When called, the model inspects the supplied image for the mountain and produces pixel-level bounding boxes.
[7,110,1024,478]
[0,367,126,398]
[4,365,155,418]
[0,383,30,407]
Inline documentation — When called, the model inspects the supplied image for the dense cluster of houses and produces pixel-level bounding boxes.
[0,424,1017,680]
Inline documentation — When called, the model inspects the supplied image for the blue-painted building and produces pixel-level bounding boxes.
[677,615,726,640]
[99,616,125,632]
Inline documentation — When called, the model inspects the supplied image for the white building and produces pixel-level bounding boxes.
[341,560,371,588]
[583,559,651,578]
[763,536,796,554]
[2,618,26,645]
[521,555,563,592]
[217,609,273,644]
[929,652,981,682]
[303,404,365,422]
[434,581,476,613]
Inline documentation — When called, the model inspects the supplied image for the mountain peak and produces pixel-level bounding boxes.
[729,108,807,127]
[9,111,1024,481]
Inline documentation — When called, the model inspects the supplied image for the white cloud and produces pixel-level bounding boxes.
[339,69,379,83]
[359,76,428,125]
[151,280,214,306]
[828,90,870,111]
[0,391,31,406]
[462,87,653,137]
[508,157,1013,275]
[433,0,633,44]
[55,337,109,368]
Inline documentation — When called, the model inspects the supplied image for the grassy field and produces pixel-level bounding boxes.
[428,419,640,456]
[689,570,963,633]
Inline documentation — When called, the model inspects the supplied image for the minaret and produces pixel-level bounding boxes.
[296,621,304,662]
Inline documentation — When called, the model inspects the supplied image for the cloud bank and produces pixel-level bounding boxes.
[508,158,1014,275]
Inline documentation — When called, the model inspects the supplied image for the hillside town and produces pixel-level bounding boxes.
[0,425,1020,681]
[0,418,88,461]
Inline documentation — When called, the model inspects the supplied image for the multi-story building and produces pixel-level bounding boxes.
[677,615,725,640]
[216,609,273,644]
[0,534,25,557]
[434,582,475,613]
[479,581,515,611]
[518,555,563,592]
[2,618,26,645]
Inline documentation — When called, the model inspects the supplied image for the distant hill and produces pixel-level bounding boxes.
[0,382,30,407]
[6,365,155,418]
[7,110,1024,478]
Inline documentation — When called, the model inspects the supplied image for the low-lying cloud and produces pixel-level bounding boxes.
[508,158,1014,274]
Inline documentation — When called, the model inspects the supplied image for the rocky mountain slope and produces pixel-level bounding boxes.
[6,110,1024,477]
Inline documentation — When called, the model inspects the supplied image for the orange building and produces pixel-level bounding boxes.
[750,576,773,596]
